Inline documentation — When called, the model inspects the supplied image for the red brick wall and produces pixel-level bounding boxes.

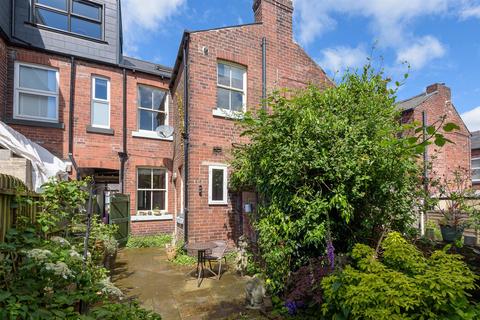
[4,44,174,236]
[410,84,471,188]
[171,0,332,244]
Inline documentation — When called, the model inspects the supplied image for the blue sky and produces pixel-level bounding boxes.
[122,0,480,130]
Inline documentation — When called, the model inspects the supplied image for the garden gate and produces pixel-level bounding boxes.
[109,193,130,247]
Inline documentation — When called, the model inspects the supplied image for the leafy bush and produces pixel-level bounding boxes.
[231,66,424,292]
[321,232,479,319]
[0,227,109,319]
[126,234,172,248]
[87,301,162,320]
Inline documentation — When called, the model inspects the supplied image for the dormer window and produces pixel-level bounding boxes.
[34,0,103,40]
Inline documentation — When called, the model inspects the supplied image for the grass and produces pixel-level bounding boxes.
[126,234,172,248]
[171,252,196,266]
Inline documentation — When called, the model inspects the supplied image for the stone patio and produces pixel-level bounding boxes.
[112,248,260,320]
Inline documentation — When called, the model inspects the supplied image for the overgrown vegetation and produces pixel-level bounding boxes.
[126,234,172,248]
[231,64,473,317]
[0,179,161,319]
[321,232,479,319]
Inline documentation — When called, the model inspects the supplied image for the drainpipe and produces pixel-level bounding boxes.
[261,37,267,110]
[118,68,128,193]
[68,56,78,179]
[421,110,428,236]
[183,34,190,244]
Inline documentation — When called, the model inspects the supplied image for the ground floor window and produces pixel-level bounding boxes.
[137,168,167,216]
[208,165,228,205]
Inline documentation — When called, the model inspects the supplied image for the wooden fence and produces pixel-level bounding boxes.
[0,174,39,242]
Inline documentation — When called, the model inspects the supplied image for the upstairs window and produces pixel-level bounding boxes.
[91,76,110,128]
[34,0,103,40]
[14,62,59,122]
[137,85,168,132]
[217,62,246,113]
[473,158,480,182]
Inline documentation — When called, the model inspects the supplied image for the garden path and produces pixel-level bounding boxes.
[112,248,261,320]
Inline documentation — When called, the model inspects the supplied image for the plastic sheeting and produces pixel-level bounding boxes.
[0,121,68,192]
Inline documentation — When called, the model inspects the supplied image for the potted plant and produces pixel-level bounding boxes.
[432,169,475,243]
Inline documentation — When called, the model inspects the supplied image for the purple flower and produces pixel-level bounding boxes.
[285,300,297,315]
[327,240,335,270]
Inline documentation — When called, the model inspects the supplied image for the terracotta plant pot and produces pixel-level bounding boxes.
[440,225,464,243]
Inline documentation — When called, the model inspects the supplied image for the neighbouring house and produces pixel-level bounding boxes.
[0,0,174,235]
[471,131,480,189]
[397,83,471,186]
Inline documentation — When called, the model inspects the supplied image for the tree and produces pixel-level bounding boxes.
[231,66,428,292]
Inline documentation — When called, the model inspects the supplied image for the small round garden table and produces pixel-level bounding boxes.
[186,241,218,287]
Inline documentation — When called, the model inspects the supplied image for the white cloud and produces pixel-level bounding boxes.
[318,45,369,74]
[460,6,480,19]
[461,106,480,132]
[396,36,446,69]
[122,0,185,55]
[293,0,455,70]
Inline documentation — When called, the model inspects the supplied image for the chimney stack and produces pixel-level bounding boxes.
[253,0,294,40]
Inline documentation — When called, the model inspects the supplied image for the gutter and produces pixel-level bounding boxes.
[118,68,128,193]
[68,56,77,178]
[261,37,267,109]
[182,34,190,243]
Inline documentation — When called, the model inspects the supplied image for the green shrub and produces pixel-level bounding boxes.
[0,228,110,319]
[87,301,162,320]
[321,232,479,319]
[126,234,172,248]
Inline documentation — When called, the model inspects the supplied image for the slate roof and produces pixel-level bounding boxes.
[120,56,172,78]
[472,131,480,150]
[396,92,437,112]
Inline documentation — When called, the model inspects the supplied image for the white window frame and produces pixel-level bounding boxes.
[136,85,169,133]
[136,167,168,216]
[472,158,480,182]
[91,76,110,129]
[215,61,247,115]
[208,165,228,205]
[13,62,59,123]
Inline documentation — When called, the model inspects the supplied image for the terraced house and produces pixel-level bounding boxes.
[0,0,471,244]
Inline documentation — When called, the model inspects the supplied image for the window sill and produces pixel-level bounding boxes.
[208,202,228,206]
[87,125,114,135]
[132,131,173,141]
[131,214,173,222]
[6,118,64,129]
[212,108,244,120]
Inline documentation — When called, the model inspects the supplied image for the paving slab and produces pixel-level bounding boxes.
[112,248,251,320]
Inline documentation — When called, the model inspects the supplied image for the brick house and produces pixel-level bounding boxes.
[0,0,471,244]
[397,83,471,187]
[169,0,332,244]
[0,0,175,235]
